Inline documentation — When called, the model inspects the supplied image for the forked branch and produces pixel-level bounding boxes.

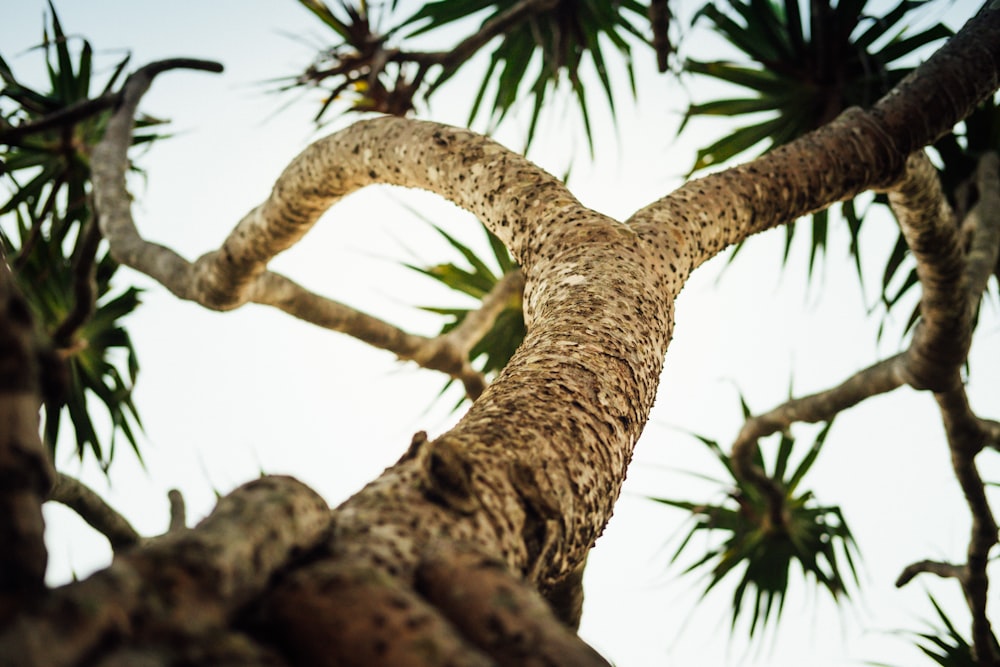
[93,61,534,399]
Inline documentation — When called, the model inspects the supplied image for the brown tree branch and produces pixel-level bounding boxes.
[93,63,550,398]
[0,258,54,617]
[627,5,1000,273]
[896,559,964,587]
[936,385,1000,665]
[889,152,968,391]
[48,473,141,552]
[0,92,119,145]
[1,476,329,667]
[730,355,907,516]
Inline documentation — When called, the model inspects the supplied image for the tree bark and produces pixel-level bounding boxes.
[1,4,998,666]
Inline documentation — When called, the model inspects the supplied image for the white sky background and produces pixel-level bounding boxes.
[3,1,998,665]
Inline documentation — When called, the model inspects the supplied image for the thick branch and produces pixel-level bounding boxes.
[1,476,329,667]
[889,152,968,391]
[0,260,55,611]
[627,5,1000,274]
[48,473,141,552]
[93,62,563,393]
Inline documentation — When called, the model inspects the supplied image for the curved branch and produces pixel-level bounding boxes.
[93,62,566,394]
[889,152,967,390]
[730,356,906,509]
[627,5,1000,274]
[48,473,141,552]
[896,559,964,587]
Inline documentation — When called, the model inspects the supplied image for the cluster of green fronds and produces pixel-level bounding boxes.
[290,0,648,154]
[650,402,858,637]
[407,221,524,409]
[0,4,162,468]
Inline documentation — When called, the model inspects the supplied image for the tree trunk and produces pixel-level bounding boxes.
[1,5,998,666]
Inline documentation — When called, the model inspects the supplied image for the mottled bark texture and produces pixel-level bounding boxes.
[0,260,55,621]
[3,5,999,667]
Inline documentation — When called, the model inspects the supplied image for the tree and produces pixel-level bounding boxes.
[1,1,999,666]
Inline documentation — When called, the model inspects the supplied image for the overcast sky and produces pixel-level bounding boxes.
[3,1,998,665]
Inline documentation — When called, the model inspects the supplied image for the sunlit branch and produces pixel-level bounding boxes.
[93,60,566,397]
[627,6,1000,273]
[49,473,141,552]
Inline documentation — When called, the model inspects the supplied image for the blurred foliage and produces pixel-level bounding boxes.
[872,595,995,667]
[649,399,858,638]
[407,220,524,409]
[0,4,161,469]
[288,0,648,153]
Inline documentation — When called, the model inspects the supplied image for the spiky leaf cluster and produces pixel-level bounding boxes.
[650,408,858,638]
[0,5,160,468]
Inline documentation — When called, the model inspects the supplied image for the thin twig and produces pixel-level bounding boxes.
[0,92,120,145]
[730,355,906,524]
[896,559,964,587]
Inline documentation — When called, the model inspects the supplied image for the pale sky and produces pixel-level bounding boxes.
[2,2,997,666]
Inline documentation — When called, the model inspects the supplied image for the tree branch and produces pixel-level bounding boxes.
[1,476,329,666]
[627,5,1000,273]
[730,147,1000,661]
[0,258,54,613]
[48,473,141,552]
[896,559,964,587]
[730,355,906,516]
[0,92,119,145]
[889,152,969,391]
[93,62,558,396]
